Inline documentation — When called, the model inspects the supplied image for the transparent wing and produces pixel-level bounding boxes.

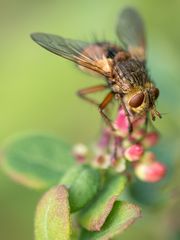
[31,32,112,77]
[116,7,146,59]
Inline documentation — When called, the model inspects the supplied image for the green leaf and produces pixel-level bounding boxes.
[79,174,127,231]
[60,165,100,212]
[80,201,141,240]
[35,185,71,240]
[1,133,74,189]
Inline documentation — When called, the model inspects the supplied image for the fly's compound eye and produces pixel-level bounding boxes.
[129,92,144,108]
[152,88,159,99]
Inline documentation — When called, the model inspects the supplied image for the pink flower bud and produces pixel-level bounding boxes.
[72,143,88,163]
[132,115,146,128]
[143,132,159,148]
[124,144,144,161]
[114,108,129,136]
[134,161,166,182]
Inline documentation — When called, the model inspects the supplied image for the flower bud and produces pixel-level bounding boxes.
[142,132,159,148]
[93,154,111,169]
[134,161,166,182]
[113,108,129,136]
[132,115,146,128]
[72,143,88,163]
[124,144,144,161]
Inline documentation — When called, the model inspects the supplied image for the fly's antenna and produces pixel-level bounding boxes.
[151,107,162,121]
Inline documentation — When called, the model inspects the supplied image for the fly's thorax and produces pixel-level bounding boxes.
[113,58,148,87]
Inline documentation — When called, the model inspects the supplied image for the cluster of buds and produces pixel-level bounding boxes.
[73,107,166,183]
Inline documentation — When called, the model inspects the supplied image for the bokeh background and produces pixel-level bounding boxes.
[0,0,180,239]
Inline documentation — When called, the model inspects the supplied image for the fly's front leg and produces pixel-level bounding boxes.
[144,113,149,133]
[119,94,133,133]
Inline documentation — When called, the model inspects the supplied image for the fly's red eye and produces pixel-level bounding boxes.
[153,88,159,99]
[129,92,144,108]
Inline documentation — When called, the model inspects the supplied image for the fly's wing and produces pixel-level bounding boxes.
[31,32,113,77]
[116,7,146,60]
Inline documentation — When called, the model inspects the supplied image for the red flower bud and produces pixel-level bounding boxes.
[124,144,144,161]
[135,158,166,182]
[143,131,159,148]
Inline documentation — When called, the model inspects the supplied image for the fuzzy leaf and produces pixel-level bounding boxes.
[60,165,100,212]
[79,174,127,231]
[35,185,71,240]
[80,201,141,240]
[1,133,74,189]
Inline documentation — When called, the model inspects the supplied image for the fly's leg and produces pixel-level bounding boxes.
[99,92,114,130]
[144,113,149,133]
[77,85,107,106]
[119,94,133,133]
[77,85,114,130]
[77,85,113,127]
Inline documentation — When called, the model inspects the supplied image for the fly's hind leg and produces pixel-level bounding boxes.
[77,84,107,106]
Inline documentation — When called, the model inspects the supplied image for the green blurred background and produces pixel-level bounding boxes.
[0,0,180,239]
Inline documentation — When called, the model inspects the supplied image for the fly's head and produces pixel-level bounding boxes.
[124,83,161,120]
[113,59,161,120]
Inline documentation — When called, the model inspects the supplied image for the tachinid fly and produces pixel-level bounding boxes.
[31,7,161,132]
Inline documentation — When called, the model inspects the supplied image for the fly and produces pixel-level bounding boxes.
[31,7,161,132]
